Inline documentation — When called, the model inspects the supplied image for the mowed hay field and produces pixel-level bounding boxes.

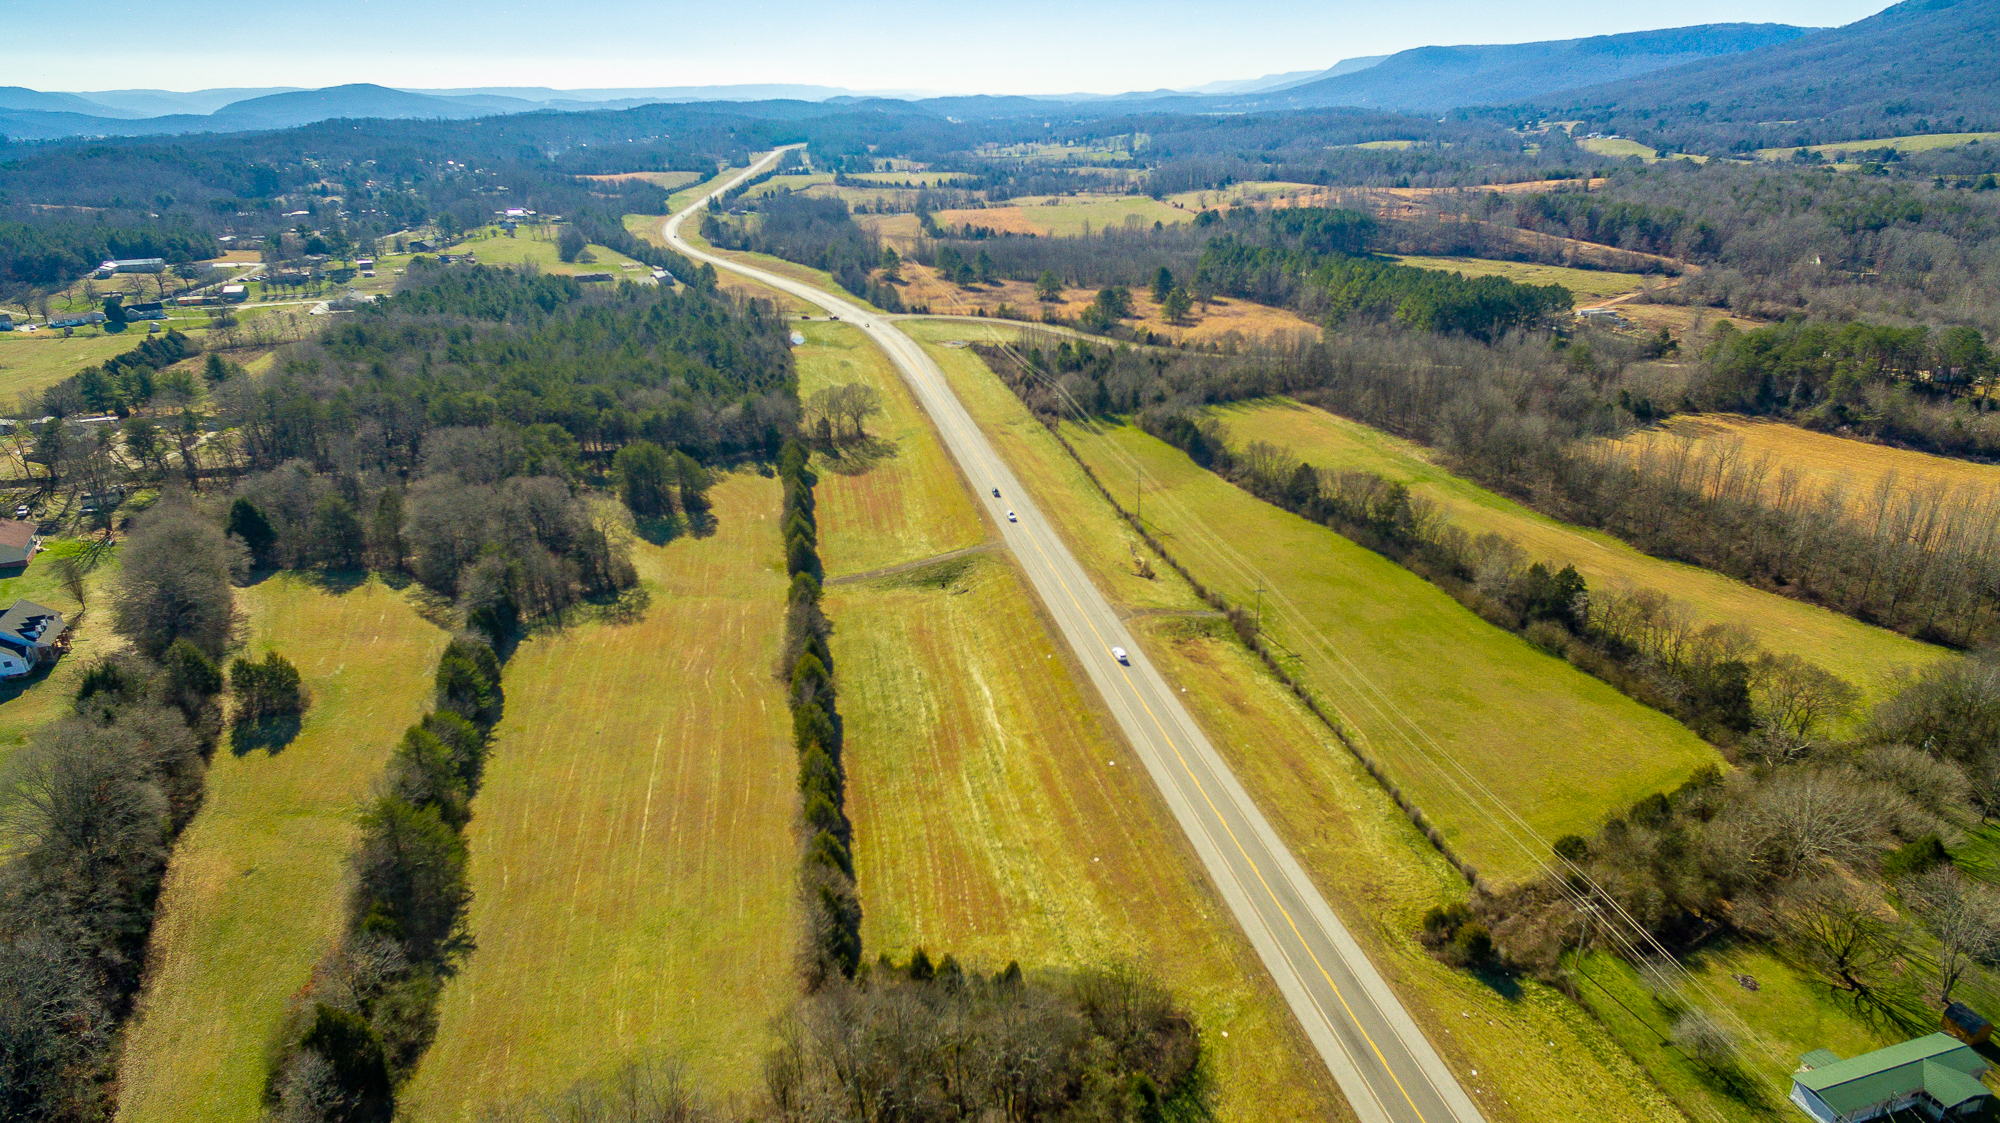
[795,321,984,576]
[117,576,447,1123]
[1385,255,1647,300]
[1220,399,1951,703]
[803,320,1345,1120]
[932,194,1191,237]
[900,321,1678,1123]
[0,330,160,401]
[401,474,797,1117]
[1612,412,2000,510]
[899,322,1721,885]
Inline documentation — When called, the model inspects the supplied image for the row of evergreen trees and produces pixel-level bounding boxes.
[267,637,504,1123]
[779,441,863,989]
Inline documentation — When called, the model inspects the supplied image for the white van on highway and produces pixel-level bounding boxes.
[1112,647,1129,665]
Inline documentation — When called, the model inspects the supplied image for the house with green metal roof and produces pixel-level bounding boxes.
[1791,1033,1992,1123]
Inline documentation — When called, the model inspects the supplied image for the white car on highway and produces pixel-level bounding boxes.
[1006,509,1017,522]
[1112,646,1129,665]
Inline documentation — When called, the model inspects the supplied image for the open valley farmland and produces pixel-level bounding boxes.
[899,321,1678,1123]
[116,576,447,1123]
[901,322,1721,885]
[400,473,798,1116]
[1218,399,1952,704]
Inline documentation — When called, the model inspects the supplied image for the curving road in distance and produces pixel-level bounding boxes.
[666,149,1488,1123]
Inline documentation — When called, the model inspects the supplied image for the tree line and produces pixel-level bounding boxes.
[700,192,902,310]
[267,636,503,1123]
[0,219,220,295]
[780,441,863,989]
[0,500,237,1120]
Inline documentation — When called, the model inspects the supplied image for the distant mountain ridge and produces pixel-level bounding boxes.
[1517,0,2000,151]
[1232,23,1815,113]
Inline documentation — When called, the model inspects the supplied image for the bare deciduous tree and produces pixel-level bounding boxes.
[1904,867,2000,1006]
[1777,879,1906,993]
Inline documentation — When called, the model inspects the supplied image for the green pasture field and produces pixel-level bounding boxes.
[1757,132,2000,161]
[898,322,1721,886]
[1216,399,1950,707]
[739,172,834,198]
[0,330,159,403]
[0,538,121,761]
[116,575,447,1123]
[401,474,798,1114]
[898,320,1684,1123]
[810,325,1347,1122]
[441,227,650,278]
[1386,255,1646,300]
[1576,944,1921,1123]
[666,166,736,216]
[794,322,986,576]
[1577,137,1659,160]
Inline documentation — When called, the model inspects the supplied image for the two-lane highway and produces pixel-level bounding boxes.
[667,151,1487,1123]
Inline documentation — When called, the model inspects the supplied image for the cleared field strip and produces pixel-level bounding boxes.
[1384,256,1646,300]
[903,323,1677,1123]
[117,576,448,1123]
[402,474,797,1116]
[1224,399,1952,702]
[795,321,986,576]
[1611,412,2000,508]
[1756,131,2000,160]
[801,318,1346,1120]
[932,194,1192,237]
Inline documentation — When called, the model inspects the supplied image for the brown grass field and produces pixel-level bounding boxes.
[1612,412,2000,511]
[897,320,1681,1123]
[891,263,1321,347]
[116,576,448,1123]
[1387,255,1646,300]
[581,171,701,189]
[812,344,1350,1122]
[1217,399,1952,705]
[399,475,799,1117]
[932,194,1190,237]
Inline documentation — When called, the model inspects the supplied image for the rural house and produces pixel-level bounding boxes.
[1790,1034,1992,1123]
[0,600,68,679]
[0,518,41,574]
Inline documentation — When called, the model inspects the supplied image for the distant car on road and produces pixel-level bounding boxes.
[1006,510,1017,522]
[991,488,1001,497]
[1112,646,1129,665]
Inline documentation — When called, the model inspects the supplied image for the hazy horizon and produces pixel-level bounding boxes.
[6,0,1888,99]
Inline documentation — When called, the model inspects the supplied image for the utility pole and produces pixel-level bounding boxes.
[1254,580,1264,635]
[1134,466,1142,529]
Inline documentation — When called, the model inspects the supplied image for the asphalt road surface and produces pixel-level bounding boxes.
[667,151,1488,1123]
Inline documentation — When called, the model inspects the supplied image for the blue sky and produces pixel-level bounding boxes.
[5,0,1891,96]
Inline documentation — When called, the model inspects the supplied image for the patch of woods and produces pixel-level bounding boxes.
[1469,665,2000,1064]
[779,441,863,990]
[0,500,239,1121]
[486,958,1209,1123]
[38,328,202,418]
[1688,317,2000,459]
[267,636,503,1123]
[914,206,1574,342]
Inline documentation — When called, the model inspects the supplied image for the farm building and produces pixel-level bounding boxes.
[123,301,168,321]
[95,257,165,277]
[0,519,38,573]
[221,285,248,303]
[0,600,68,679]
[1790,1034,1992,1123]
